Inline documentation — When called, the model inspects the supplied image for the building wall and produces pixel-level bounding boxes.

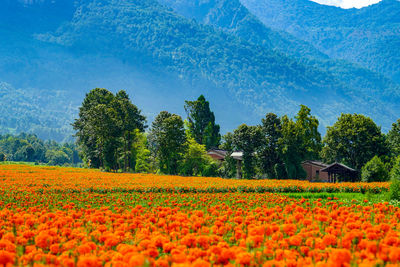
[302,163,329,182]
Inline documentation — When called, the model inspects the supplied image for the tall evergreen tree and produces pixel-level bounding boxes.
[388,119,400,157]
[148,111,186,175]
[220,132,237,178]
[279,115,306,179]
[233,124,263,179]
[258,113,286,179]
[295,105,322,160]
[113,91,146,171]
[184,95,221,149]
[73,88,114,168]
[279,105,321,179]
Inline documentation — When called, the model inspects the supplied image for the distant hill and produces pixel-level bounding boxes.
[241,0,400,82]
[0,0,399,142]
[0,82,77,142]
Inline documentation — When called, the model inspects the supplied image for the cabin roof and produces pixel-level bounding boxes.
[207,148,228,157]
[302,160,329,168]
[321,162,357,173]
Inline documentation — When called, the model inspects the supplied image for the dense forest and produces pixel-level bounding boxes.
[1,0,400,142]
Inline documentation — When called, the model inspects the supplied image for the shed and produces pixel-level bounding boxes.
[320,162,358,183]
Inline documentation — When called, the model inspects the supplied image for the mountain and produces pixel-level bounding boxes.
[157,0,399,96]
[0,0,399,142]
[241,0,400,82]
[158,0,328,60]
[156,0,400,128]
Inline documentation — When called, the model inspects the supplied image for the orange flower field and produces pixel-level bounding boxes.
[0,164,399,266]
[0,165,389,193]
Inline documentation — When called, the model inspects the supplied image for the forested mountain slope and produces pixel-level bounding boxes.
[241,0,400,82]
[0,0,399,142]
[158,0,399,101]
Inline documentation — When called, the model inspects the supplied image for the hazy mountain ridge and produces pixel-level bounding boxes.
[0,82,77,142]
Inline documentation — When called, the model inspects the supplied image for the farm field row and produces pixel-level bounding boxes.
[0,164,389,193]
[0,164,399,266]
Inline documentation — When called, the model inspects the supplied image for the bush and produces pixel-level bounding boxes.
[361,156,389,182]
[389,156,400,201]
[0,152,5,161]
[180,138,218,177]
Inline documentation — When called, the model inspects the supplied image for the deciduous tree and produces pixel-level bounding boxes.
[361,156,389,182]
[321,113,387,172]
[73,88,146,170]
[233,124,263,179]
[149,111,186,175]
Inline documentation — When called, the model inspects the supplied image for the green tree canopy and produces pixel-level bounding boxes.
[321,113,387,172]
[134,130,152,173]
[295,105,322,160]
[279,116,306,179]
[233,124,263,179]
[45,150,70,166]
[361,155,389,182]
[258,113,285,179]
[113,90,146,171]
[220,132,236,178]
[279,105,321,179]
[0,133,80,165]
[389,156,400,201]
[387,119,400,157]
[180,138,218,177]
[149,111,186,175]
[184,95,221,150]
[73,88,146,170]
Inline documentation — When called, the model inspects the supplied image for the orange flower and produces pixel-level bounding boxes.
[236,252,252,265]
[77,255,102,267]
[0,251,15,265]
[128,254,146,266]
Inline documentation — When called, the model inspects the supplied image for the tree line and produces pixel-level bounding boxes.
[0,133,81,166]
[72,88,400,182]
